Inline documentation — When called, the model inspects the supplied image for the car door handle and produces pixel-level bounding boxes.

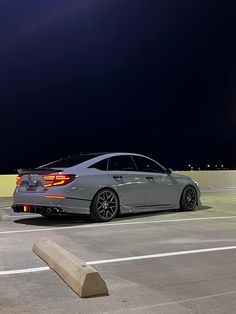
[146,176,154,180]
[113,175,123,179]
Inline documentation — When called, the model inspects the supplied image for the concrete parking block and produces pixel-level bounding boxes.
[33,237,109,298]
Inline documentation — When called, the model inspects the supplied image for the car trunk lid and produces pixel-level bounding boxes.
[17,168,62,193]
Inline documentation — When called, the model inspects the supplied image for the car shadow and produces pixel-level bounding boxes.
[14,215,91,227]
[13,205,212,227]
[115,205,211,221]
[197,205,212,211]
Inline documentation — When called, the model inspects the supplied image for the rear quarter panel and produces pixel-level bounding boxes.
[66,169,114,201]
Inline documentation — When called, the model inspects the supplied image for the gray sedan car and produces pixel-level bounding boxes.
[12,152,201,222]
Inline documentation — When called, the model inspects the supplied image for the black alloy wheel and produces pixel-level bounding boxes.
[180,185,197,211]
[90,188,119,222]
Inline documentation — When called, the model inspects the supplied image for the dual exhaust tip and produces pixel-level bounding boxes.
[43,207,64,216]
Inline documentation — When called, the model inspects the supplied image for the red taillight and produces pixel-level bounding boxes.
[43,174,75,188]
[16,175,22,187]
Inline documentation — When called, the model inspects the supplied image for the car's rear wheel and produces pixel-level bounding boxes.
[90,188,119,222]
[180,185,197,211]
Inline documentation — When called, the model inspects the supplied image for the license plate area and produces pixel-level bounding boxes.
[26,182,37,191]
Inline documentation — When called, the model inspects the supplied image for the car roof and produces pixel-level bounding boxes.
[40,152,163,170]
[74,152,161,169]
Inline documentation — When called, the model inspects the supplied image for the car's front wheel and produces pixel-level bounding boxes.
[180,185,197,211]
[90,188,119,222]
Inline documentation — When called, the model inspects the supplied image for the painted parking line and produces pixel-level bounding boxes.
[0,267,49,275]
[10,215,41,219]
[1,245,236,276]
[1,215,236,235]
[87,245,236,265]
[0,212,40,219]
[122,290,236,312]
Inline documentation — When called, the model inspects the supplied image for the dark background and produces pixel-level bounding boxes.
[0,0,235,173]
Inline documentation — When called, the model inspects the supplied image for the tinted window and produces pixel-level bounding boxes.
[38,154,105,168]
[108,155,137,171]
[132,156,165,173]
[89,159,108,171]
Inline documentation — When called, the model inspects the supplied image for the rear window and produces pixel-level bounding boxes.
[89,159,108,171]
[38,154,104,168]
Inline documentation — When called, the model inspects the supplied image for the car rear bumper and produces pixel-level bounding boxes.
[12,204,64,215]
[13,190,91,215]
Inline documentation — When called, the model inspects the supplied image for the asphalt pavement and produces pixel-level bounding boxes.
[1,192,236,314]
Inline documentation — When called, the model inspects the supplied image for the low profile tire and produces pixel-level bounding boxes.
[90,188,119,222]
[180,185,198,211]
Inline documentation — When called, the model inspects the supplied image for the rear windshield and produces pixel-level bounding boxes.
[38,154,104,168]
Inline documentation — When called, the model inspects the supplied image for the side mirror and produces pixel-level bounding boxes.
[166,167,173,175]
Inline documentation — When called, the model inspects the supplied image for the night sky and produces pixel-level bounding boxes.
[0,0,235,173]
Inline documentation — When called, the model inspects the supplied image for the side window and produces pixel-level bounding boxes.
[89,159,108,171]
[108,155,137,171]
[132,156,165,173]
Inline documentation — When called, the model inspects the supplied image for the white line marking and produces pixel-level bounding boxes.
[0,213,40,219]
[87,245,236,265]
[0,267,49,275]
[1,215,236,234]
[11,214,41,219]
[121,291,236,313]
[2,245,236,275]
[155,290,236,305]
